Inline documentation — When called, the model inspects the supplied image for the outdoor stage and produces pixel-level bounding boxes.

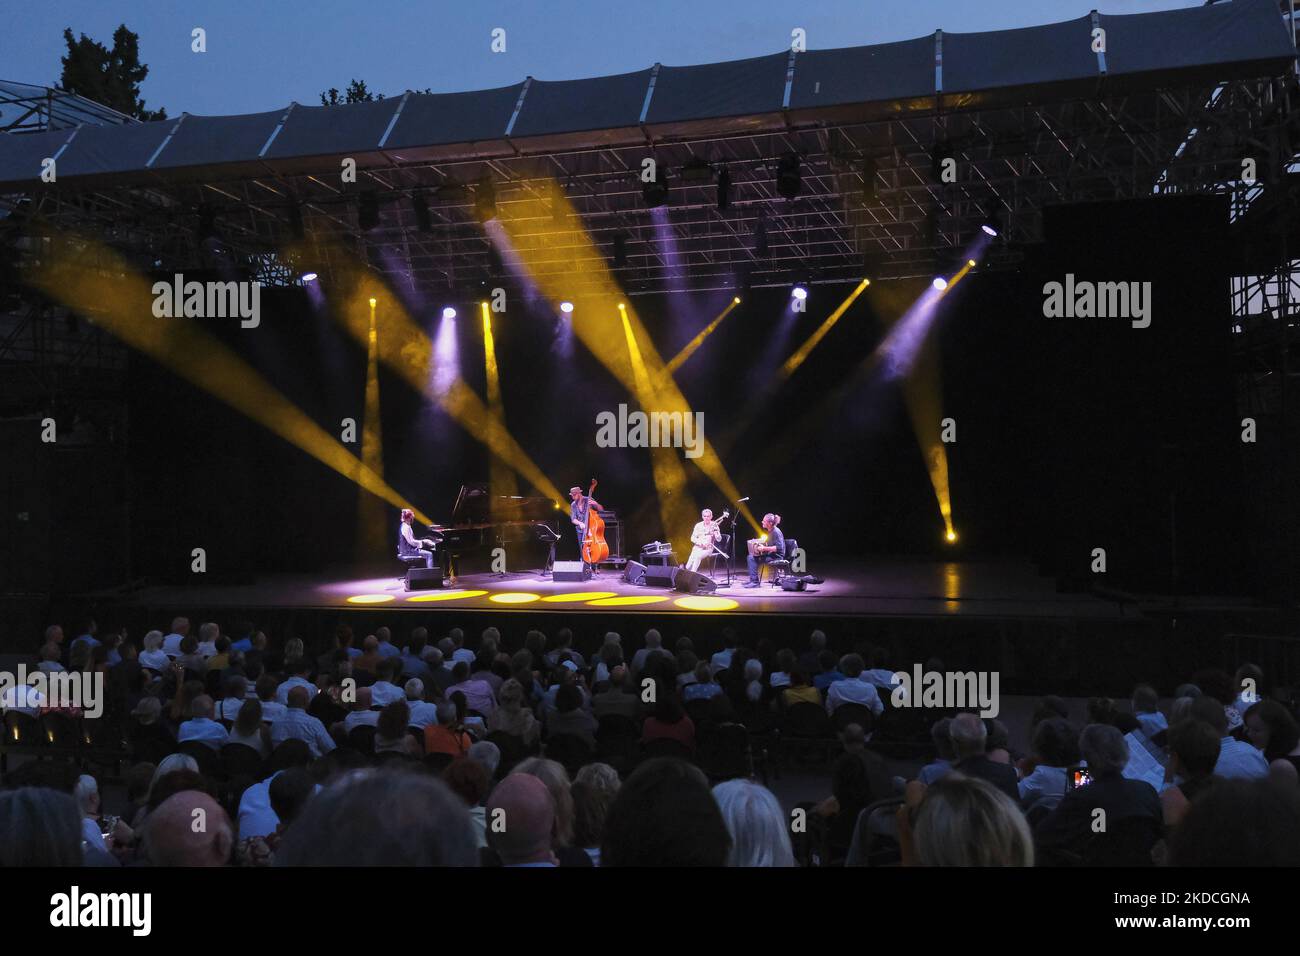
[46,556,1288,697]
[92,558,1126,620]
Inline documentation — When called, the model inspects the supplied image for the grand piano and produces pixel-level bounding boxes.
[429,484,563,577]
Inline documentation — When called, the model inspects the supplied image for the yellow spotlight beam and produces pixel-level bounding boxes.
[779,279,869,380]
[662,296,740,378]
[492,189,761,538]
[356,298,388,557]
[296,245,565,507]
[902,336,956,542]
[32,234,434,525]
[481,300,520,520]
[619,304,698,549]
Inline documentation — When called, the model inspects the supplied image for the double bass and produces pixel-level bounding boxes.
[580,478,609,566]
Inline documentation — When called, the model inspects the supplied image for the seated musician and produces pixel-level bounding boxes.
[686,508,722,573]
[398,509,439,570]
[745,512,786,588]
[568,485,604,572]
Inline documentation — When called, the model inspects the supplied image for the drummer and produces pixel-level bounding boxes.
[745,513,785,588]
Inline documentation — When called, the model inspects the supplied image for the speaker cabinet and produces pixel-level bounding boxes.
[404,568,445,591]
[623,560,647,585]
[673,568,717,595]
[553,560,590,582]
[643,565,678,588]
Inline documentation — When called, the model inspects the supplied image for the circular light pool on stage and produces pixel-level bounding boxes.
[586,595,671,607]
[346,594,395,604]
[488,592,541,604]
[541,591,617,602]
[673,596,739,611]
[405,589,488,602]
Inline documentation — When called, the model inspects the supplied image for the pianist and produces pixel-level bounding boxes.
[398,509,439,569]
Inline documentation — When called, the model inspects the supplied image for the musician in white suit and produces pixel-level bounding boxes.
[685,509,722,572]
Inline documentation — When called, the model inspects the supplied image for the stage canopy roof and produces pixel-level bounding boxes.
[1,0,1295,292]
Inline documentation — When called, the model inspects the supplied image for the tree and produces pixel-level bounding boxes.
[58,24,166,121]
[320,79,385,106]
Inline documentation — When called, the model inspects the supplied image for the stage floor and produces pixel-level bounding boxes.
[95,558,1127,620]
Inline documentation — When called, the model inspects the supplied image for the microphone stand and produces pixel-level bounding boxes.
[725,509,739,589]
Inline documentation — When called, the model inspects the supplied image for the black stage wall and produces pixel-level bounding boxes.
[108,196,1248,594]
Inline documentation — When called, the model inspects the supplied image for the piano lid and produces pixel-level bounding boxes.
[450,483,560,525]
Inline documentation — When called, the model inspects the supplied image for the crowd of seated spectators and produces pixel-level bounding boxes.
[1,616,1298,868]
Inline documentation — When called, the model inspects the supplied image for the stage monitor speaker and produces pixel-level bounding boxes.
[643,565,678,588]
[553,560,590,583]
[673,568,717,595]
[623,560,647,586]
[405,568,445,591]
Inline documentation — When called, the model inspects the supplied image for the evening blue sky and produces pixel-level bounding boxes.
[5,0,1199,117]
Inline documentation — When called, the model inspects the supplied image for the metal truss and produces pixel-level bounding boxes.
[4,73,1295,302]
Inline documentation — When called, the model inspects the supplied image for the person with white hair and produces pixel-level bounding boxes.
[1034,723,1163,863]
[711,779,795,867]
[139,631,168,672]
[74,774,109,852]
[468,740,501,780]
[196,622,220,659]
[631,629,667,678]
[405,679,438,729]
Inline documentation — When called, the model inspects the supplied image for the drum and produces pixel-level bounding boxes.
[747,538,765,557]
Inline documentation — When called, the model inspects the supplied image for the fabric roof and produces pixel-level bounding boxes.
[0,0,1292,190]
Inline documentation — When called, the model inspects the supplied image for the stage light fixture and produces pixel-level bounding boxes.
[442,306,457,320]
[967,259,977,267]
[642,170,669,208]
[945,530,958,543]
[559,301,574,314]
[791,284,808,301]
[776,152,802,200]
[301,272,318,283]
[412,191,433,233]
[932,277,948,291]
[358,190,380,231]
[733,296,741,304]
[368,296,377,307]
[474,175,497,222]
[716,166,732,210]
[980,209,1002,237]
[861,155,878,204]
